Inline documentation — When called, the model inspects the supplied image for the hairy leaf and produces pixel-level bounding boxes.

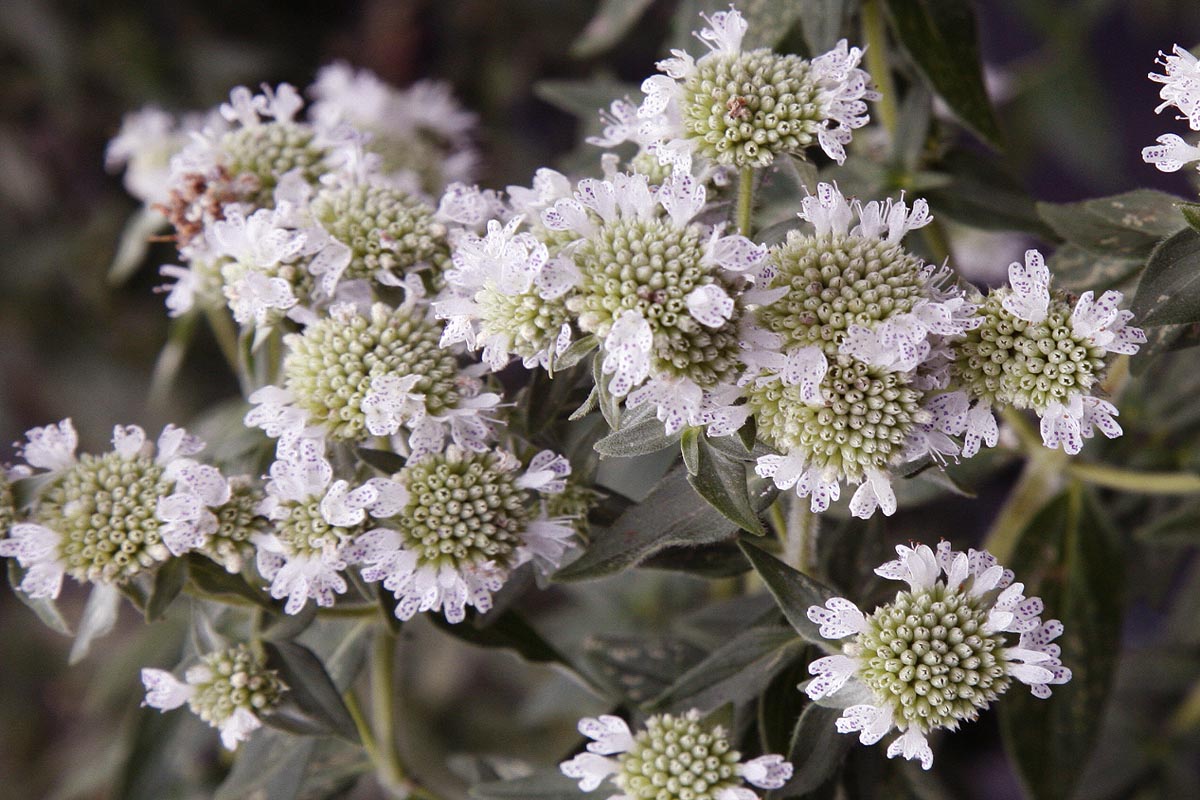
[1133,227,1200,326]
[1039,190,1187,257]
[261,640,360,742]
[571,0,656,58]
[768,702,854,797]
[686,434,769,536]
[145,557,188,622]
[738,539,840,646]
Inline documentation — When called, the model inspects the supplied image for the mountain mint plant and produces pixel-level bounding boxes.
[2,5,1188,799]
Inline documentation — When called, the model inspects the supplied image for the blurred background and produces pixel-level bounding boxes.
[1,1,1199,798]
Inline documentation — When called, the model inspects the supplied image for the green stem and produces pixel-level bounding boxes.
[1169,676,1200,737]
[983,447,1068,564]
[861,0,898,137]
[345,690,392,792]
[371,632,414,798]
[786,497,819,573]
[736,166,755,236]
[1066,462,1200,495]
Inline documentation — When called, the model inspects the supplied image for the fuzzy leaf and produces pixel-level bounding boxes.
[472,768,605,799]
[883,0,1003,148]
[1038,190,1187,257]
[6,560,71,636]
[554,466,739,581]
[999,489,1124,800]
[430,608,571,667]
[737,539,840,646]
[594,405,681,457]
[1179,201,1200,233]
[571,0,656,57]
[687,434,768,536]
[145,557,188,622]
[535,79,641,120]
[581,633,709,704]
[796,0,848,53]
[1046,244,1141,295]
[1133,227,1200,326]
[767,702,854,798]
[261,640,360,742]
[650,626,805,712]
[185,553,278,610]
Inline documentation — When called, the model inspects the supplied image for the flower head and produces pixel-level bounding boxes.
[804,542,1071,769]
[560,710,792,799]
[0,421,217,597]
[348,446,575,624]
[141,644,285,750]
[633,7,876,169]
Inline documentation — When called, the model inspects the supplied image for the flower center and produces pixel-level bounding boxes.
[39,451,173,584]
[220,121,327,207]
[614,712,742,800]
[855,582,1010,732]
[189,645,284,727]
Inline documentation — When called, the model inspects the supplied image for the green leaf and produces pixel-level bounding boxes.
[1133,227,1200,326]
[554,333,598,371]
[261,640,360,742]
[687,434,768,536]
[592,351,623,430]
[571,0,656,58]
[758,658,810,755]
[650,626,805,712]
[581,634,709,704]
[214,731,316,800]
[535,79,640,120]
[1038,190,1187,257]
[1179,200,1200,233]
[107,206,166,286]
[921,150,1047,235]
[1046,244,1141,295]
[554,466,739,581]
[185,553,278,610]
[594,405,681,458]
[432,608,572,667]
[640,540,751,578]
[767,702,854,798]
[795,0,848,53]
[883,0,1003,148]
[145,557,188,622]
[69,582,121,664]
[6,560,71,636]
[472,768,605,799]
[737,539,839,646]
[999,489,1124,800]
[1135,498,1200,546]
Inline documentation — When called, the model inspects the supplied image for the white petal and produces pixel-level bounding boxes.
[141,668,194,710]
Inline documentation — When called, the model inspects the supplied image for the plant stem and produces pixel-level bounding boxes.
[784,497,819,573]
[203,307,243,381]
[1066,462,1200,495]
[736,166,755,236]
[983,449,1067,564]
[861,0,898,137]
[371,632,414,798]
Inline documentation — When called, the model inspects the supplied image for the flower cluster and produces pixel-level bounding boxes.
[561,711,793,800]
[806,542,1071,769]
[142,644,286,749]
[1142,44,1200,172]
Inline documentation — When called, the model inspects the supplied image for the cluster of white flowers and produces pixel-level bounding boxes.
[1142,44,1200,172]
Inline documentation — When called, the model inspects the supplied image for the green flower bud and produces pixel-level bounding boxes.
[615,711,742,800]
[220,122,328,207]
[189,645,285,728]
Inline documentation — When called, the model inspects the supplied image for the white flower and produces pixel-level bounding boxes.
[1000,249,1050,324]
[804,542,1070,770]
[754,453,841,513]
[1070,290,1146,355]
[1149,44,1200,130]
[220,83,303,128]
[0,523,65,599]
[18,418,79,472]
[602,310,653,397]
[1142,132,1200,172]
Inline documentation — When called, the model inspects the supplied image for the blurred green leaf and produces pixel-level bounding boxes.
[7,560,72,636]
[431,608,573,668]
[758,658,810,755]
[883,0,1003,148]
[554,466,739,581]
[69,582,121,664]
[999,488,1124,800]
[571,0,656,58]
[535,79,640,120]
[1135,499,1200,546]
[738,539,839,647]
[1133,227,1200,326]
[767,702,854,798]
[796,0,848,53]
[921,150,1048,235]
[356,446,406,475]
[261,640,360,742]
[592,351,623,430]
[1047,244,1141,295]
[1179,201,1200,233]
[214,731,317,800]
[1039,190,1187,258]
[472,768,604,799]
[144,557,187,622]
[650,626,804,712]
[687,434,768,536]
[106,206,165,286]
[581,633,709,704]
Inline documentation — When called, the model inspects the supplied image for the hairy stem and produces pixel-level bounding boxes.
[1066,462,1200,495]
[784,496,819,573]
[736,166,755,236]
